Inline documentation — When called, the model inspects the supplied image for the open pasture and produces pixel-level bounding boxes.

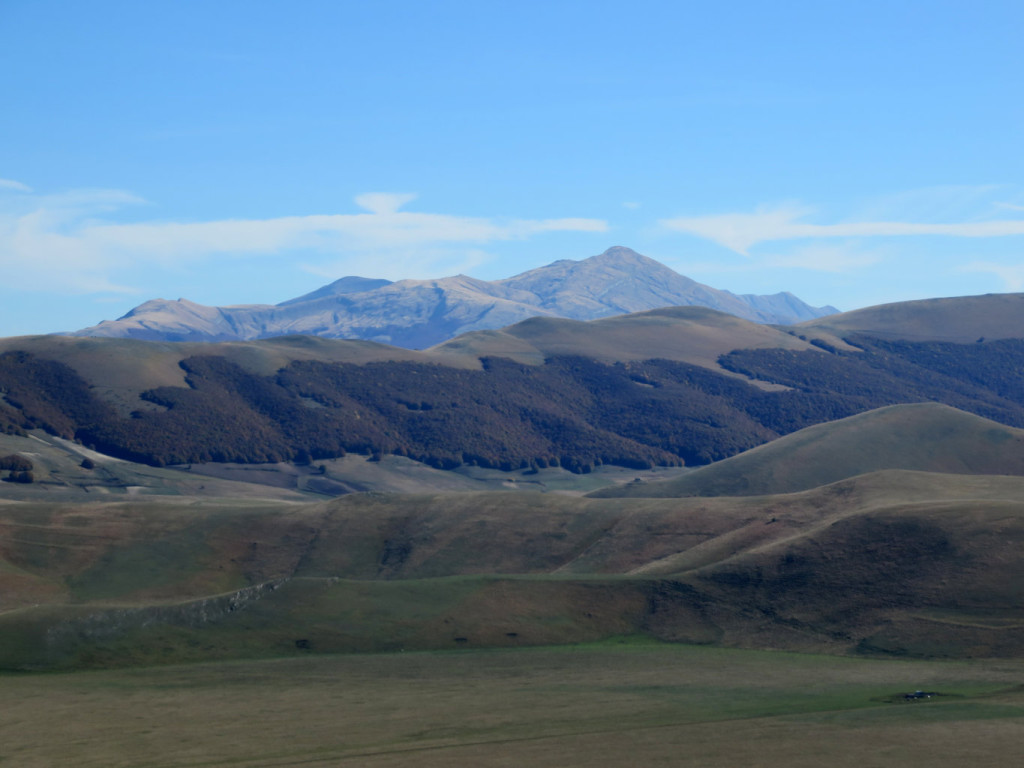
[2,642,1023,767]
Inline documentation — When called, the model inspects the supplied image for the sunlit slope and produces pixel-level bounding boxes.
[4,470,1024,667]
[0,312,822,471]
[0,334,461,411]
[68,247,835,347]
[9,303,1024,474]
[798,292,1024,343]
[593,403,1024,498]
[0,306,814,409]
[431,305,820,372]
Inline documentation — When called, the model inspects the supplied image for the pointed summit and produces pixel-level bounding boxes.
[590,245,659,264]
[70,247,835,347]
[278,276,393,307]
[499,246,835,323]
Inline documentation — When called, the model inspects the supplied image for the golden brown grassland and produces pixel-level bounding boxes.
[2,641,1023,767]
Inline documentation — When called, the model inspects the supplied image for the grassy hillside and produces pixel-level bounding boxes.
[8,299,1024,475]
[0,347,784,470]
[797,292,1024,343]
[431,306,820,373]
[9,333,1024,473]
[0,334,454,415]
[0,431,314,501]
[593,403,1024,498]
[0,428,686,501]
[4,470,1024,669]
[6,643,1023,768]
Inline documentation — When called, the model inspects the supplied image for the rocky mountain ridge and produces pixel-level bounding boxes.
[70,247,837,348]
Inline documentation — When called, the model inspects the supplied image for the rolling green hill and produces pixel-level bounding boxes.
[7,292,1024,482]
[0,333,455,417]
[797,292,1024,343]
[8,314,1024,474]
[4,470,1024,669]
[592,403,1024,498]
[430,305,819,374]
[6,293,1024,685]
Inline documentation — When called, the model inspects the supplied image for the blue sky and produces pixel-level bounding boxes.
[2,0,1023,335]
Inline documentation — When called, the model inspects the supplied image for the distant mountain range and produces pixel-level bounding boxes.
[10,292,1024,668]
[6,291,1024,474]
[69,246,838,347]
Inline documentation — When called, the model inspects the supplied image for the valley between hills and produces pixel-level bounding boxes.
[4,258,1024,765]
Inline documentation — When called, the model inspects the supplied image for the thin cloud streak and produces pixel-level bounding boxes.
[764,243,883,273]
[301,248,495,282]
[661,205,1024,254]
[960,262,1024,292]
[82,213,608,258]
[0,188,608,294]
[0,179,33,193]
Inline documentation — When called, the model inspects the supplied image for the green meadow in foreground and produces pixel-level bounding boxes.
[2,641,1023,768]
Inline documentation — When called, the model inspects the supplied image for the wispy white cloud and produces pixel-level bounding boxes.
[959,262,1024,292]
[354,192,418,215]
[302,248,495,282]
[764,243,883,273]
[622,201,641,210]
[0,188,151,293]
[851,185,1006,223]
[661,203,812,254]
[0,178,33,193]
[0,187,608,294]
[661,199,1024,255]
